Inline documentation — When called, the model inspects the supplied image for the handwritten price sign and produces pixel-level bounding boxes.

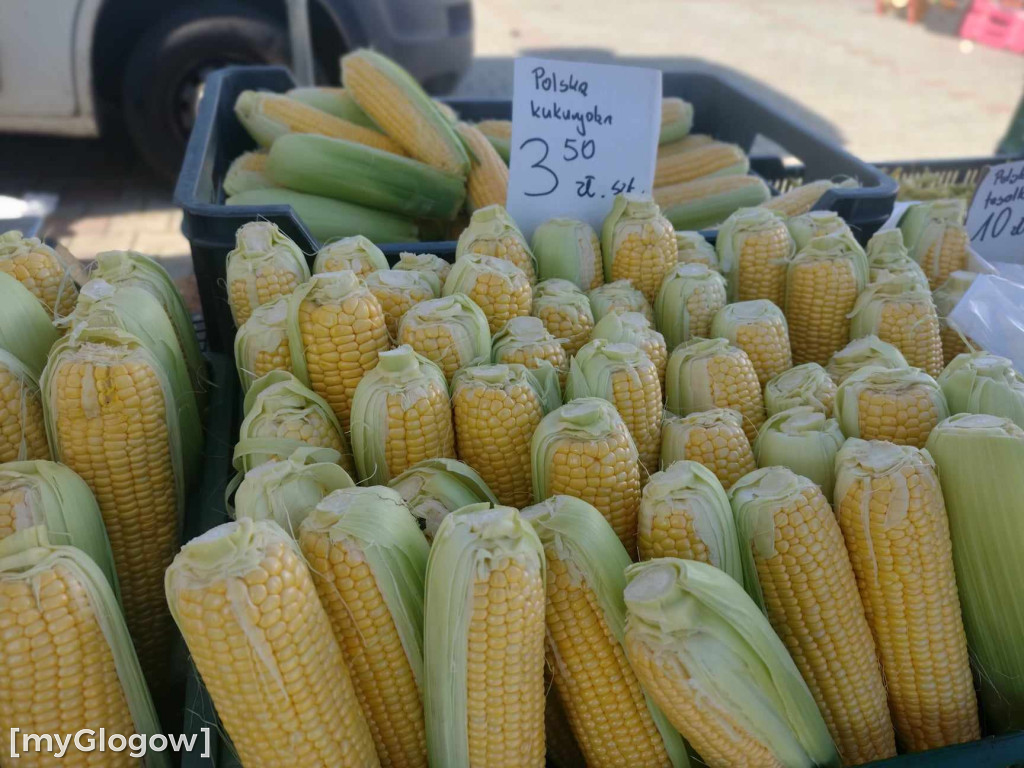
[965,159,1024,265]
[506,57,662,238]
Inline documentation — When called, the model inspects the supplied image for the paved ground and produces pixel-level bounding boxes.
[0,0,1020,312]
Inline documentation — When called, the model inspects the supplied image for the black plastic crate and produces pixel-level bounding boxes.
[174,65,897,352]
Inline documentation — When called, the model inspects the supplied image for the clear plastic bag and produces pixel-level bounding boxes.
[949,272,1024,371]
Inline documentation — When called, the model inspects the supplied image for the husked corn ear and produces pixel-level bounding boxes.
[786,210,857,252]
[388,458,497,540]
[785,233,869,366]
[235,297,291,393]
[761,179,844,218]
[752,407,845,501]
[457,122,509,211]
[866,229,929,290]
[659,97,694,144]
[476,119,511,141]
[0,349,49,462]
[827,335,908,384]
[298,487,431,768]
[623,558,840,768]
[716,207,795,305]
[567,340,663,474]
[531,218,604,290]
[835,365,949,448]
[491,316,567,388]
[655,263,728,352]
[834,439,980,751]
[589,279,654,323]
[655,142,748,188]
[0,271,60,378]
[0,230,78,319]
[226,221,311,327]
[638,461,741,579]
[533,279,595,358]
[350,346,455,485]
[456,205,537,283]
[661,409,756,489]
[939,351,1024,428]
[234,90,404,154]
[393,251,452,284]
[224,150,278,196]
[933,271,978,365]
[765,363,837,417]
[665,338,765,443]
[166,519,379,768]
[520,496,690,768]
[397,294,491,384]
[710,300,791,386]
[285,85,381,129]
[674,230,718,269]
[657,133,714,158]
[591,311,668,389]
[532,398,642,553]
[731,467,897,763]
[601,195,678,304]
[342,49,470,175]
[313,235,389,278]
[656,175,772,231]
[900,199,969,289]
[424,504,546,768]
[364,269,440,340]
[849,275,944,377]
[288,270,390,433]
[443,252,531,334]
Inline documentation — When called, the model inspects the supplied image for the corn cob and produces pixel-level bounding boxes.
[657,133,713,158]
[298,487,431,768]
[826,335,908,384]
[532,398,642,553]
[396,294,491,384]
[456,205,537,283]
[834,439,980,751]
[590,311,668,389]
[288,270,390,432]
[588,279,654,323]
[350,346,455,484]
[388,458,498,540]
[342,49,470,175]
[710,300,791,386]
[286,85,381,129]
[223,150,278,196]
[654,263,728,352]
[235,89,404,154]
[661,408,756,489]
[849,275,944,377]
[623,558,840,768]
[226,221,311,327]
[785,233,869,366]
[475,119,511,141]
[393,251,452,284]
[939,351,1024,428]
[521,496,690,767]
[665,338,765,443]
[531,218,604,290]
[786,210,857,252]
[167,518,379,768]
[424,504,546,767]
[0,271,60,377]
[0,230,78,319]
[659,97,694,144]
[753,406,845,501]
[235,297,291,393]
[533,279,595,358]
[313,235,389,278]
[655,142,748,188]
[731,467,897,763]
[567,340,663,475]
[865,229,929,290]
[365,268,440,340]
[638,461,741,579]
[443,252,531,334]
[933,271,978,365]
[716,207,795,305]
[457,122,509,211]
[674,230,718,269]
[490,316,567,387]
[836,366,948,448]
[0,349,49,462]
[227,188,419,243]
[601,195,678,304]
[900,199,969,289]
[656,175,772,231]
[761,179,844,218]
[764,363,837,417]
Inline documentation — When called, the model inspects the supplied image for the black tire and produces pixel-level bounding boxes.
[122,3,290,180]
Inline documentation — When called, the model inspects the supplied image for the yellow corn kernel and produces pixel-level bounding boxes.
[0,233,78,319]
[717,207,795,305]
[711,300,792,387]
[396,295,491,385]
[836,366,949,448]
[761,180,843,217]
[603,197,678,304]
[0,353,49,463]
[660,409,756,490]
[364,269,440,341]
[393,251,452,285]
[654,142,748,188]
[588,280,654,324]
[654,263,728,353]
[443,252,531,335]
[849,278,945,377]
[457,122,509,211]
[590,311,668,391]
[456,205,537,283]
[532,279,595,359]
[491,316,567,388]
[312,235,389,279]
[917,223,969,290]
[235,298,292,393]
[657,133,714,158]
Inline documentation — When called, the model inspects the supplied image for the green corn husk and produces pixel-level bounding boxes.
[285,86,381,130]
[266,132,467,220]
[899,199,966,251]
[225,221,312,327]
[655,263,728,352]
[455,204,536,281]
[659,97,695,145]
[393,251,452,284]
[530,218,604,290]
[656,176,772,231]
[866,230,929,289]
[622,558,840,768]
[520,495,691,768]
[826,335,908,384]
[938,352,1024,428]
[312,235,389,276]
[226,188,419,244]
[423,503,546,768]
[590,310,667,381]
[765,363,837,417]
[223,151,278,196]
[475,120,512,163]
[675,230,719,270]
[786,211,858,252]
[0,271,59,377]
[710,299,792,386]
[235,370,353,476]
[924,414,1024,732]
[639,461,742,581]
[0,532,169,768]
[835,365,949,443]
[715,207,795,301]
[396,294,492,382]
[588,279,654,323]
[234,297,290,393]
[387,458,498,541]
[752,406,845,501]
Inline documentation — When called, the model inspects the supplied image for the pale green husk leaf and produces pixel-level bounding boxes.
[234,297,290,394]
[0,271,59,376]
[786,211,859,252]
[835,366,948,439]
[849,275,936,340]
[765,363,836,417]
[674,230,719,270]
[661,408,748,470]
[655,263,728,352]
[455,205,535,270]
[938,352,1024,428]
[716,207,794,299]
[388,458,499,541]
[226,221,311,326]
[588,279,652,322]
[753,407,845,501]
[396,294,492,374]
[530,218,602,289]
[826,336,908,384]
[312,235,389,275]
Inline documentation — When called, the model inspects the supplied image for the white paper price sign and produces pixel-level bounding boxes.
[965,159,1024,265]
[506,57,662,238]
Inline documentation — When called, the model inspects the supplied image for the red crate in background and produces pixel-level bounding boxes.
[960,0,1024,53]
